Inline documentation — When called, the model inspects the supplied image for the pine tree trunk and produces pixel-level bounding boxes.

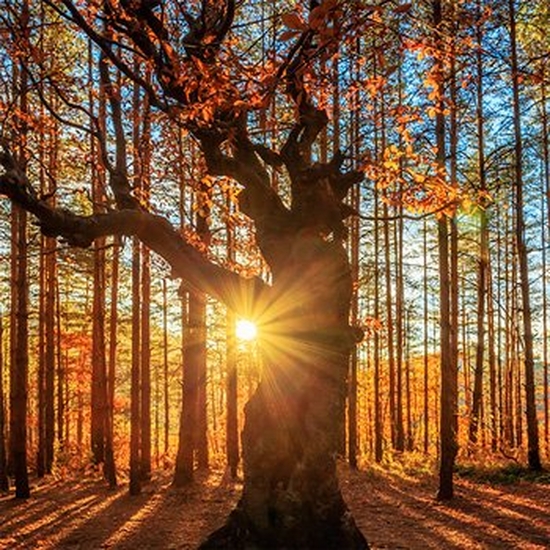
[10,202,30,499]
[141,246,152,480]
[509,0,542,471]
[226,214,239,478]
[434,0,458,501]
[104,236,119,488]
[37,237,46,477]
[10,3,30,497]
[162,278,170,459]
[0,314,8,492]
[539,68,549,455]
[196,204,210,470]
[347,88,360,468]
[372,69,383,463]
[226,308,239,478]
[174,292,194,485]
[90,43,107,467]
[91,237,107,465]
[44,172,57,475]
[469,208,487,447]
[374,171,383,463]
[486,252,498,452]
[423,218,430,454]
[56,277,64,450]
[140,88,152,480]
[130,236,142,495]
[174,183,211,484]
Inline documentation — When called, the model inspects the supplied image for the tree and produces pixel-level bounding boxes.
[508,0,542,471]
[0,314,8,493]
[433,0,458,501]
[226,207,239,478]
[7,0,31,500]
[0,0,403,546]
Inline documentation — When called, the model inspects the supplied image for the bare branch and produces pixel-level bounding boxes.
[0,148,268,317]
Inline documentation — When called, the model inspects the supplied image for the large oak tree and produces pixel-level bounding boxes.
[0,0,374,547]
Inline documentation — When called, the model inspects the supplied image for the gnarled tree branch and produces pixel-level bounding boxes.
[0,147,269,319]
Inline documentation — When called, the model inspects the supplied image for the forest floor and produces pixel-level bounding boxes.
[1,459,549,549]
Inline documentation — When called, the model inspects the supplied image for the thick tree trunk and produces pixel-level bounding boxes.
[201,236,367,549]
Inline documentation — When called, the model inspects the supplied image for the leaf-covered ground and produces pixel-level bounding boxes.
[1,463,549,549]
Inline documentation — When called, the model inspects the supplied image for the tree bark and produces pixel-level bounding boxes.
[10,202,30,499]
[9,1,30,497]
[140,84,152,480]
[226,211,239,478]
[509,0,542,471]
[104,235,119,487]
[434,0,458,501]
[0,315,8,492]
[541,70,550,454]
[423,218,430,454]
[201,234,367,549]
[162,278,170,460]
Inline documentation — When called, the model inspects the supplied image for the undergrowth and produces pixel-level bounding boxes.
[455,462,550,484]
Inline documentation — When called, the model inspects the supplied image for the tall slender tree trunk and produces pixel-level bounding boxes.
[56,258,64,451]
[91,237,107,467]
[37,233,46,477]
[448,7,460,451]
[141,244,152,480]
[90,43,107,467]
[10,208,30,499]
[104,236,119,487]
[139,82,152,480]
[128,62,143,494]
[373,85,383,463]
[9,1,30,498]
[130,236,142,495]
[487,251,498,452]
[469,6,489,445]
[509,0,542,471]
[226,209,239,478]
[375,60,397,449]
[174,141,193,486]
[174,292,193,485]
[434,0,457,501]
[44,131,57,475]
[423,218,430,454]
[373,185,383,463]
[348,64,360,467]
[190,289,208,469]
[348,180,360,468]
[539,68,549,455]
[0,315,8,492]
[43,80,58,474]
[162,278,170,460]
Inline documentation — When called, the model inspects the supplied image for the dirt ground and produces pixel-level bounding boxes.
[1,464,549,549]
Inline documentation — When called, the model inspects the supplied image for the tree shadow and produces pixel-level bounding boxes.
[344,467,550,549]
[108,469,241,549]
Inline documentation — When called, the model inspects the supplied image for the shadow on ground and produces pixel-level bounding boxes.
[1,465,549,549]
[342,466,550,549]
